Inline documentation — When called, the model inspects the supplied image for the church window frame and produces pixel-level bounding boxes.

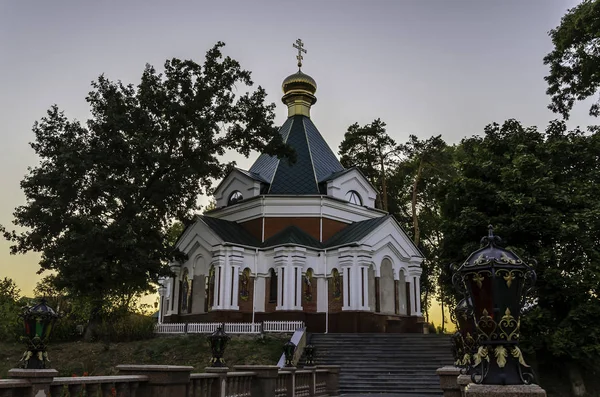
[240,267,251,301]
[345,190,363,205]
[269,268,278,303]
[180,268,192,314]
[228,190,243,205]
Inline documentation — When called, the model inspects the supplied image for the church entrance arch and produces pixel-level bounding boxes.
[379,258,395,314]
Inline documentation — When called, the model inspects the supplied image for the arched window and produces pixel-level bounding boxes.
[304,268,314,302]
[240,268,251,301]
[345,190,362,205]
[180,268,192,314]
[228,190,243,205]
[332,269,342,300]
[269,268,278,303]
[205,265,215,312]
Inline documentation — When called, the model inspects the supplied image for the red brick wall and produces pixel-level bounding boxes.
[264,217,320,240]
[239,216,350,243]
[322,218,350,241]
[239,218,263,241]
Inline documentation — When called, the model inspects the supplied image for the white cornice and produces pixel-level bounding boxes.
[207,195,385,224]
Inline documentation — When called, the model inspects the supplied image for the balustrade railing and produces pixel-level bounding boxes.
[1,364,339,397]
[190,373,219,397]
[275,370,289,397]
[315,369,329,397]
[156,321,304,335]
[225,371,254,397]
[155,322,187,333]
[263,321,305,333]
[294,370,312,397]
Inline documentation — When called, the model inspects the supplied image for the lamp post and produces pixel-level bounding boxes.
[20,298,59,369]
[452,226,537,385]
[303,344,315,367]
[207,325,231,367]
[283,341,296,367]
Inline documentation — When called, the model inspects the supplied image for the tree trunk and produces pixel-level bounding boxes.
[412,159,424,246]
[379,153,388,212]
[83,300,103,342]
[424,290,429,322]
[568,362,587,396]
[440,283,445,333]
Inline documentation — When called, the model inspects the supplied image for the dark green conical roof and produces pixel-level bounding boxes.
[249,115,344,194]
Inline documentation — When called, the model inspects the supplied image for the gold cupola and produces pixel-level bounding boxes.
[282,39,317,118]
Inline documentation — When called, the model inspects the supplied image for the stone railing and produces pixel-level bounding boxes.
[0,364,340,397]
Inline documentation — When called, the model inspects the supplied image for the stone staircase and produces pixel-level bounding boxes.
[302,333,453,396]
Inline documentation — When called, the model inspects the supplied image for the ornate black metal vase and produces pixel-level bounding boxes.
[452,226,537,385]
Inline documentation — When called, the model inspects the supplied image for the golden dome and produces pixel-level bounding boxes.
[282,71,317,95]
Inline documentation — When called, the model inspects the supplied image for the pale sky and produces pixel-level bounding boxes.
[0,0,592,306]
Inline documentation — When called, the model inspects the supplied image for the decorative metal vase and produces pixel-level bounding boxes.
[452,226,537,385]
[20,298,59,369]
[283,341,296,367]
[304,344,315,366]
[208,325,231,367]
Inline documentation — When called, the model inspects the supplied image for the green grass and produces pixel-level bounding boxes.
[0,334,287,378]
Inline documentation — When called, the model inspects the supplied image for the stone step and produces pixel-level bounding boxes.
[302,333,452,395]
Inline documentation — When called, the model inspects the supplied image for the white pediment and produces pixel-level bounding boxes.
[326,168,377,208]
[213,169,262,208]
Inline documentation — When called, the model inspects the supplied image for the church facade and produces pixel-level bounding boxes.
[159,43,424,333]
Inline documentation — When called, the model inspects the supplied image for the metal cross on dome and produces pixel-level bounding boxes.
[293,38,307,69]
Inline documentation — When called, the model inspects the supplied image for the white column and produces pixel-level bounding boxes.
[316,277,327,312]
[407,278,414,316]
[277,266,285,310]
[285,266,295,310]
[255,276,266,312]
[295,266,303,310]
[352,264,362,309]
[415,275,422,316]
[231,265,240,309]
[216,265,223,309]
[361,266,369,310]
[342,266,351,310]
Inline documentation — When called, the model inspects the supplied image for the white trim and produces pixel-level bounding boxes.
[209,195,384,224]
[303,117,320,189]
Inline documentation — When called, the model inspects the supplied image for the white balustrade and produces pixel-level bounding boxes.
[263,321,304,333]
[154,321,304,335]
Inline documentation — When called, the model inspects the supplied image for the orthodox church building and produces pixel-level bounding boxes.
[159,41,424,333]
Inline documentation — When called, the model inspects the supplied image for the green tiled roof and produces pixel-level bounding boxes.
[262,226,322,249]
[199,216,260,246]
[249,115,344,194]
[324,215,391,248]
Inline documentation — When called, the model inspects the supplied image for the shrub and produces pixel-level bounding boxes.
[96,313,155,342]
[428,322,437,334]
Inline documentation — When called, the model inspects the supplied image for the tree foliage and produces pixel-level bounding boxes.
[544,0,600,119]
[388,135,454,325]
[0,278,23,342]
[338,119,398,210]
[1,42,291,316]
[440,119,600,368]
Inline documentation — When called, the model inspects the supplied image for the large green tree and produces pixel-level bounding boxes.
[544,0,600,119]
[338,119,398,210]
[1,42,290,335]
[440,119,600,393]
[388,135,454,325]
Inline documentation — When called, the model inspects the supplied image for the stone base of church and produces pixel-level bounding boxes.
[163,311,425,333]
